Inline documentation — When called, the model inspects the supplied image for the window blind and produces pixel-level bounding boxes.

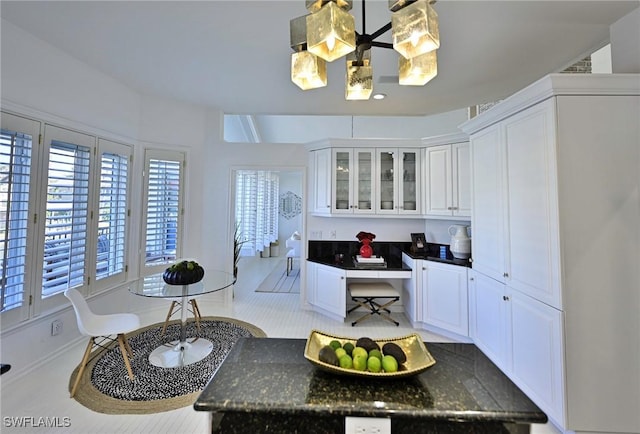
[42,141,90,296]
[144,158,180,265]
[97,151,127,279]
[0,128,32,312]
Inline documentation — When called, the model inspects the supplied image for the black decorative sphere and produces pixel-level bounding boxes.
[162,265,205,285]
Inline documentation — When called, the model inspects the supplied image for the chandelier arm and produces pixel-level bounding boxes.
[370,41,394,50]
[369,22,393,41]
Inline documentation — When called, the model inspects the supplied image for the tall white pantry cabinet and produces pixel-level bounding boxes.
[460,74,640,434]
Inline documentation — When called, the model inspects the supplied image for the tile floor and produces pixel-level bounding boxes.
[0,256,561,433]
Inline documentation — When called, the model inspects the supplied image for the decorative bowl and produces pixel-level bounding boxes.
[162,265,204,285]
[303,330,436,378]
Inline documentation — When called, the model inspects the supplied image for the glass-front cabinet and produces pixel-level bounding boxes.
[331,148,375,214]
[376,148,420,215]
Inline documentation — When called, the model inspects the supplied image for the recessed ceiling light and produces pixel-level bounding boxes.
[373,93,386,100]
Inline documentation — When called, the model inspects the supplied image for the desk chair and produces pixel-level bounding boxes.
[64,288,140,398]
[347,282,400,326]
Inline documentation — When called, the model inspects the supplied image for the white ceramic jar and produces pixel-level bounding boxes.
[448,225,471,259]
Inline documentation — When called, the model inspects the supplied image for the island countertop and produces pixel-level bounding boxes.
[194,338,546,433]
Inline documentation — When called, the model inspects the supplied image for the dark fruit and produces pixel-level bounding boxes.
[318,345,339,366]
[356,337,380,353]
[382,342,407,365]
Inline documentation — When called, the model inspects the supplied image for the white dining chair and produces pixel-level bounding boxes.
[285,234,301,276]
[64,288,140,398]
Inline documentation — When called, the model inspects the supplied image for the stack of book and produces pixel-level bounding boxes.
[353,255,387,268]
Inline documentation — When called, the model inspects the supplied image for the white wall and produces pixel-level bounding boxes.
[610,6,640,73]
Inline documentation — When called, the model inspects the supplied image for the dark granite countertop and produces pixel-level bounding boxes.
[194,338,546,433]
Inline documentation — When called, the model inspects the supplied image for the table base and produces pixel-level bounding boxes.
[149,338,213,368]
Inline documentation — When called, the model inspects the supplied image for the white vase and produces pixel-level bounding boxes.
[448,225,471,259]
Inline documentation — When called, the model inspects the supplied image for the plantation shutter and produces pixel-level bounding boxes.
[144,154,182,267]
[0,125,34,312]
[235,171,257,256]
[42,141,91,297]
[96,141,130,281]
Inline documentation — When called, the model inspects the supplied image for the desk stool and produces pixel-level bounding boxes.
[347,282,400,326]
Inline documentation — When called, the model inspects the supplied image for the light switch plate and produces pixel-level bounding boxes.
[345,416,391,434]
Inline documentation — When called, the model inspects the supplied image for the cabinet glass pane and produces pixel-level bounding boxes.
[402,151,417,210]
[335,151,350,210]
[379,151,394,210]
[356,151,372,210]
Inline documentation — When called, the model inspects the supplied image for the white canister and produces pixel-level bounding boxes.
[448,225,471,259]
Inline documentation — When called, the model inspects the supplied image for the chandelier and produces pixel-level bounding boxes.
[290,0,439,100]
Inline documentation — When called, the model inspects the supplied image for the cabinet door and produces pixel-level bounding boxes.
[332,148,353,214]
[353,149,375,214]
[399,148,420,214]
[510,290,564,424]
[313,149,331,214]
[313,264,347,319]
[424,261,469,336]
[468,271,511,371]
[470,125,508,283]
[504,100,561,309]
[376,149,399,213]
[452,142,471,217]
[424,145,452,216]
[402,254,422,323]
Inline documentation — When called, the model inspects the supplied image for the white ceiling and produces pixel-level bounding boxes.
[1,1,638,118]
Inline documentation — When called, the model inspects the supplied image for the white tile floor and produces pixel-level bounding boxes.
[0,256,561,434]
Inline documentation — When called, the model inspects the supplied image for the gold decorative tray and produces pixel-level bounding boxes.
[303,330,436,378]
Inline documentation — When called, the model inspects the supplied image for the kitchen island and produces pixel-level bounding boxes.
[194,338,546,433]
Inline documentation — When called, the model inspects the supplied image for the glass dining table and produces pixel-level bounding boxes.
[129,270,236,368]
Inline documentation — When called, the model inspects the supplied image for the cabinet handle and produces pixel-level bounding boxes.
[341,276,345,280]
[326,205,330,208]
[447,207,452,210]
[469,277,474,281]
[503,272,509,278]
[503,295,510,301]
[422,267,426,270]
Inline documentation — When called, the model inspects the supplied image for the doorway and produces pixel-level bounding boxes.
[230,167,306,300]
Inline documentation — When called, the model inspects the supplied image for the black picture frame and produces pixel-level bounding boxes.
[411,233,427,253]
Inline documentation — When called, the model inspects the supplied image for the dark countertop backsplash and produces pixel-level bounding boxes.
[307,240,471,269]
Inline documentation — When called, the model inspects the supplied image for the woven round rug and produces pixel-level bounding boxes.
[68,316,266,414]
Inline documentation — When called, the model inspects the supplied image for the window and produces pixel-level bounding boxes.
[0,114,40,321]
[1,113,134,327]
[142,150,184,273]
[95,139,131,288]
[41,127,93,298]
[234,170,279,257]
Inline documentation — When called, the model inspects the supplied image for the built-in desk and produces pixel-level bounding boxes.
[194,338,547,433]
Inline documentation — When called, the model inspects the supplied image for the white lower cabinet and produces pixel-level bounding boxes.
[423,261,468,337]
[469,270,565,426]
[468,271,510,368]
[307,262,346,321]
[510,290,565,425]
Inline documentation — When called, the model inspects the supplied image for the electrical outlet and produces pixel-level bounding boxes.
[345,417,391,434]
[311,230,322,239]
[330,230,337,239]
[51,319,63,336]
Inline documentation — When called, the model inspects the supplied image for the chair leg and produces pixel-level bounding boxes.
[190,299,202,331]
[161,301,178,336]
[70,337,95,398]
[117,334,135,380]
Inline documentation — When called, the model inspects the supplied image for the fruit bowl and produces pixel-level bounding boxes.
[303,330,436,378]
[162,260,205,285]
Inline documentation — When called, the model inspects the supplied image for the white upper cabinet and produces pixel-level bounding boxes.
[376,148,421,215]
[307,139,422,217]
[424,142,471,218]
[311,148,331,214]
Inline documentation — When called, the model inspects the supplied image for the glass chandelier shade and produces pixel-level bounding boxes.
[291,51,328,90]
[391,0,440,60]
[306,0,352,13]
[345,49,373,100]
[306,1,356,62]
[399,49,437,85]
